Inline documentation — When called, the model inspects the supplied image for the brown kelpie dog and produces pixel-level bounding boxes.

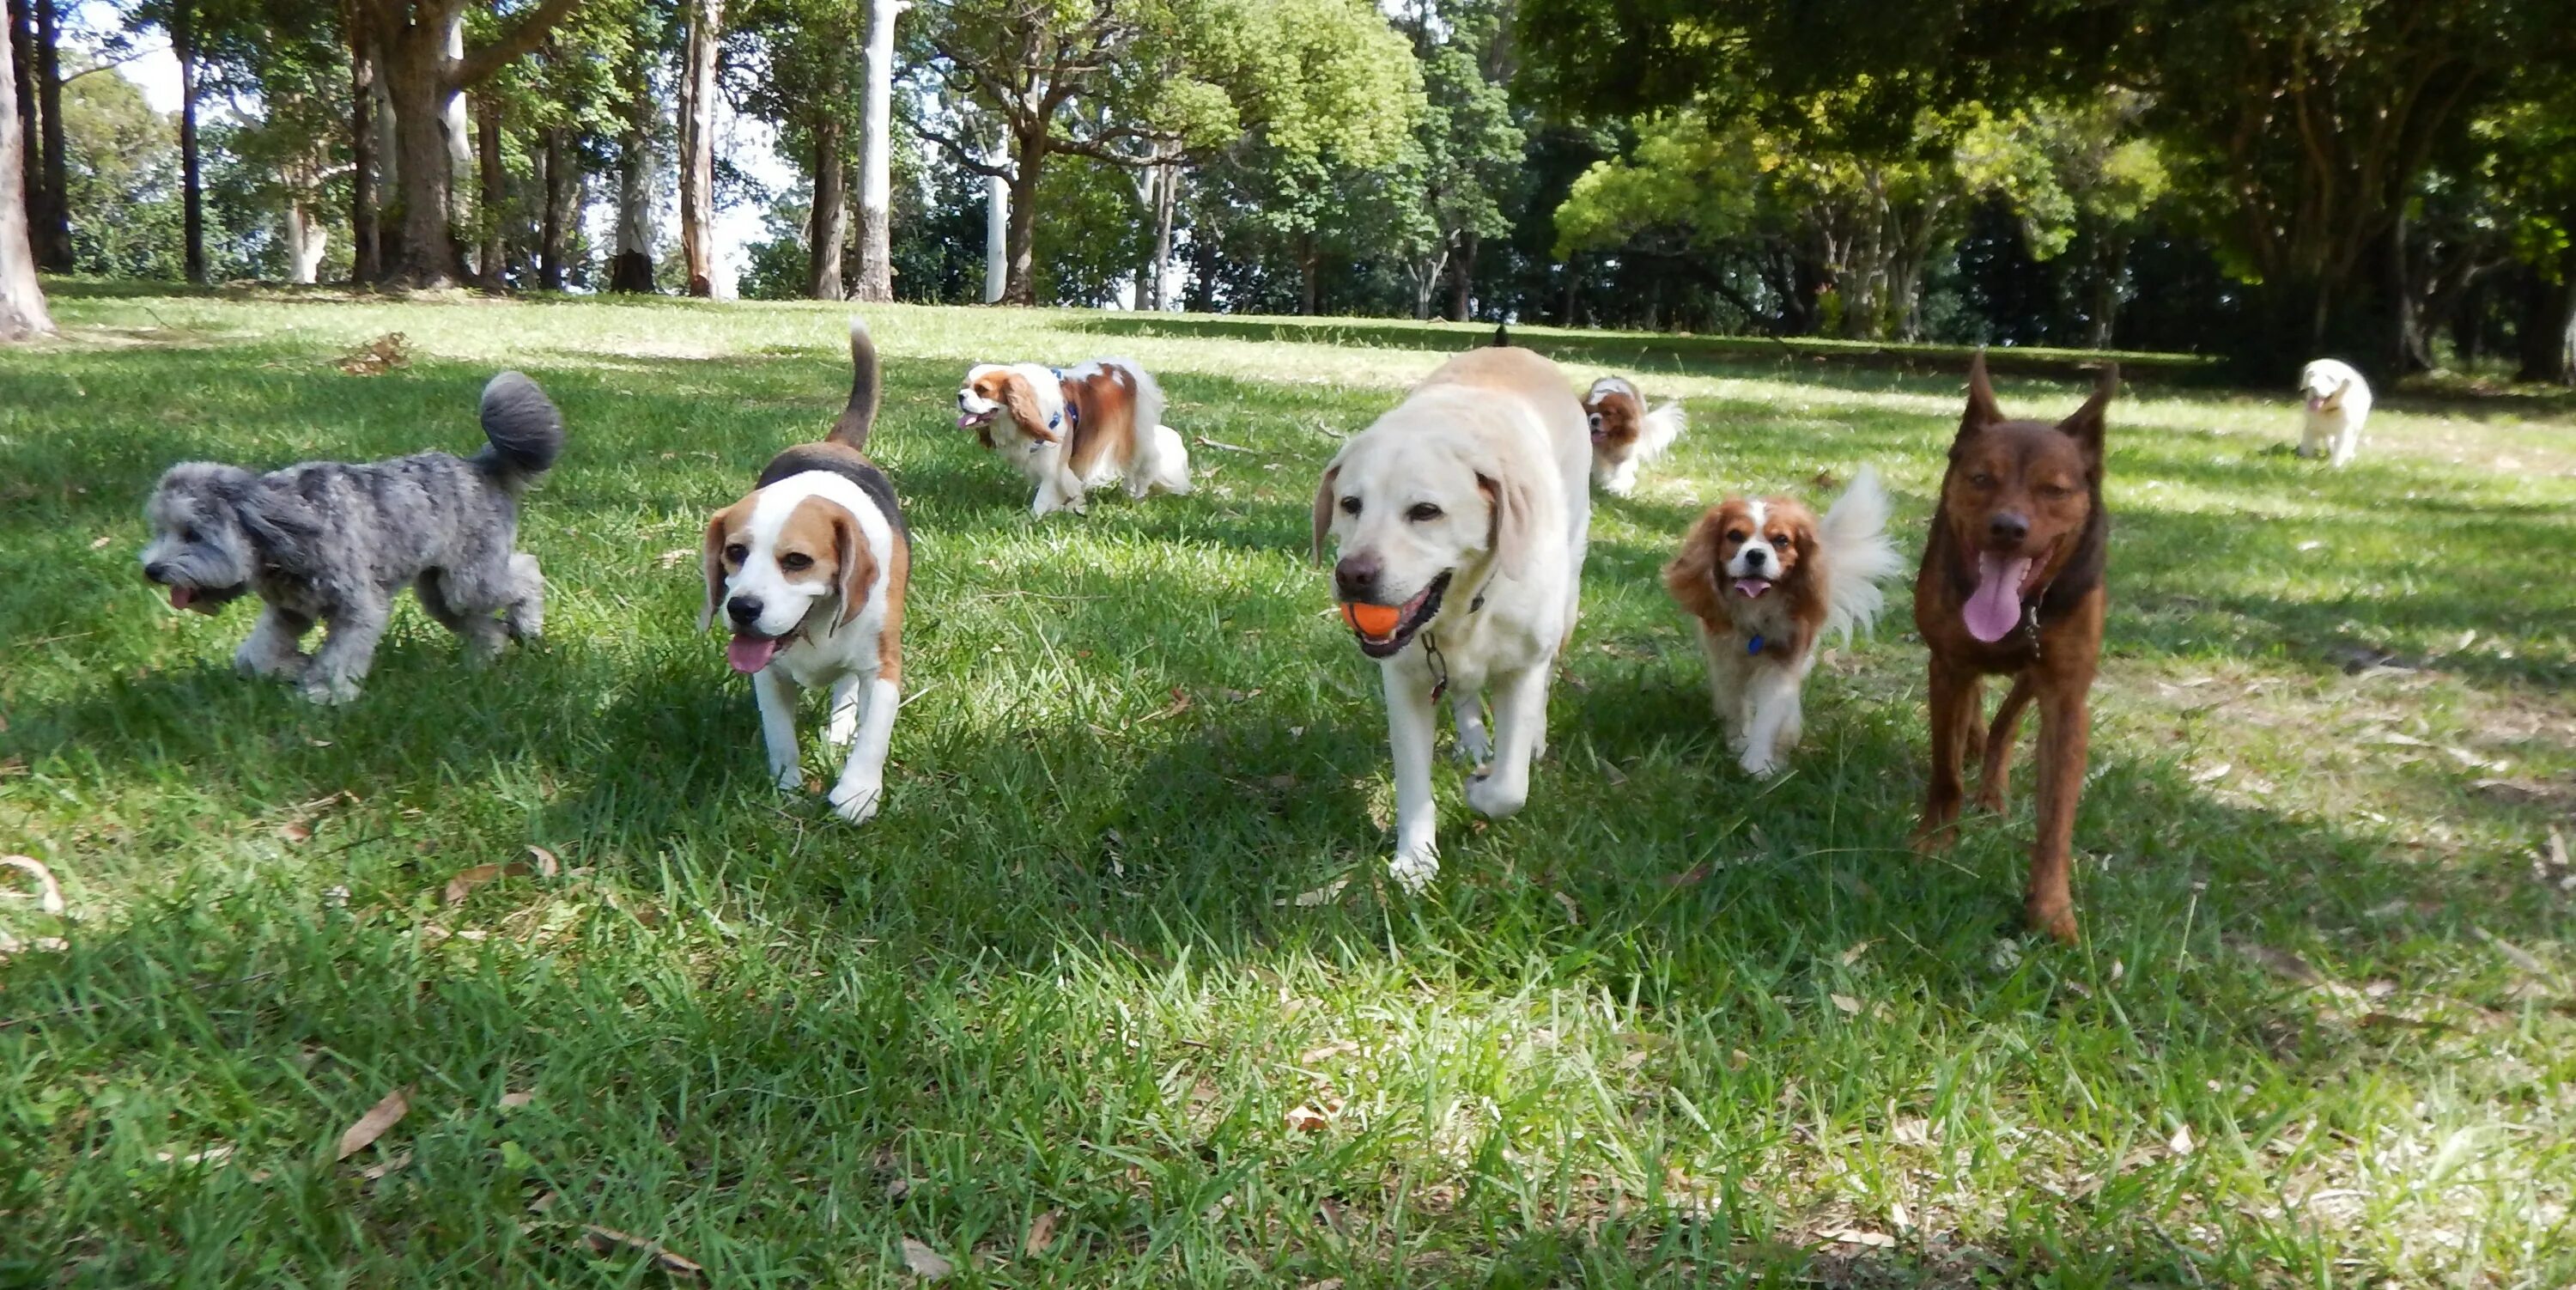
[1914,353,2115,942]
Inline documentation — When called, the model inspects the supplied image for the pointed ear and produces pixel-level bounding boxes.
[1309,463,1340,562]
[2058,362,2117,460]
[1476,470,1535,581]
[1002,372,1053,443]
[1959,349,2002,441]
[698,511,731,633]
[832,506,877,630]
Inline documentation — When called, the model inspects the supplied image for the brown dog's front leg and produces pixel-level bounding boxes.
[1974,674,2035,813]
[1915,660,1980,849]
[2025,675,2091,943]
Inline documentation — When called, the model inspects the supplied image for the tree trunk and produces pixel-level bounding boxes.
[677,0,721,296]
[539,125,572,290]
[369,49,400,271]
[1298,234,1318,315]
[2516,253,2576,386]
[1147,161,1177,312]
[999,128,1042,305]
[284,162,328,283]
[0,6,47,338]
[1449,228,1475,322]
[7,0,34,238]
[850,0,896,302]
[349,20,380,282]
[173,0,205,283]
[807,118,848,300]
[385,24,460,286]
[31,0,63,269]
[440,7,469,232]
[1559,253,1577,327]
[609,33,653,293]
[474,92,506,285]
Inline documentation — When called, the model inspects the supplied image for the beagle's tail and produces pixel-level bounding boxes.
[1815,464,1904,646]
[474,371,565,489]
[827,316,882,450]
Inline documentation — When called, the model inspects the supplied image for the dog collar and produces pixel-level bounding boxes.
[1747,634,1765,656]
[1048,368,1080,435]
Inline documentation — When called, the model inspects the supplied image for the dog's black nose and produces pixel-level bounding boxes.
[1742,546,1768,568]
[143,562,170,584]
[726,596,764,626]
[1988,512,2030,544]
[1334,553,1382,602]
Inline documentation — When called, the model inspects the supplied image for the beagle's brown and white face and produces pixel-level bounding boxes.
[1701,497,1817,601]
[701,478,878,673]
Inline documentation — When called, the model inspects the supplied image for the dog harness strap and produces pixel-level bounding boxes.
[1047,368,1080,435]
[1747,634,1765,656]
[1422,631,1449,703]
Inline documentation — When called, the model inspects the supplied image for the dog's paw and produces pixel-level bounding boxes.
[1388,846,1439,893]
[2025,898,2079,945]
[1464,770,1527,819]
[234,648,306,680]
[771,762,805,793]
[829,780,882,825]
[297,674,361,705]
[1738,749,1782,778]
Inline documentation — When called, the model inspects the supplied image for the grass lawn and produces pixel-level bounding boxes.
[3,285,2573,1287]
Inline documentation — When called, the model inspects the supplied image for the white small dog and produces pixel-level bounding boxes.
[1314,341,1591,892]
[1662,466,1901,776]
[702,320,910,825]
[955,357,1191,515]
[2298,359,2372,467]
[1583,375,1686,496]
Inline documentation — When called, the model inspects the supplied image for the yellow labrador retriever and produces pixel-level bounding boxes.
[1313,341,1592,891]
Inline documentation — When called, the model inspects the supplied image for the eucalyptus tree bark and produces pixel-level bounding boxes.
[173,0,205,283]
[850,0,898,301]
[352,0,586,287]
[538,125,573,290]
[348,18,380,282]
[473,93,505,284]
[31,0,64,269]
[0,9,49,338]
[608,29,653,292]
[981,137,1005,303]
[7,0,33,232]
[676,0,720,296]
[807,119,848,300]
[2518,240,2576,386]
[284,152,329,283]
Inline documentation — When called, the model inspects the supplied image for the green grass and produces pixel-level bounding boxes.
[3,284,2573,1287]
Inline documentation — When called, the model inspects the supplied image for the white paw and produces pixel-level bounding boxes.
[1738,749,1782,778]
[1388,845,1439,893]
[829,780,882,825]
[234,648,306,679]
[297,673,360,704]
[771,762,804,792]
[1464,770,1527,819]
[1454,728,1490,765]
[824,720,857,750]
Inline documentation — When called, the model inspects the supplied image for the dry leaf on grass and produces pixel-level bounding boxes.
[1658,863,1712,887]
[359,1148,412,1180]
[2475,927,2549,977]
[1278,878,1348,908]
[1891,1118,1935,1147]
[526,845,561,878]
[584,1226,703,1277]
[444,861,538,904]
[335,1086,410,1159]
[2167,1123,2196,1156]
[0,855,65,914]
[499,1090,534,1109]
[656,547,694,569]
[336,332,411,375]
[1285,1099,1340,1132]
[1829,994,1862,1016]
[278,821,313,844]
[1552,891,1582,925]
[1298,1040,1360,1066]
[2233,941,2325,987]
[1826,1227,1896,1249]
[1839,939,1877,967]
[899,1237,953,1280]
[156,1145,235,1166]
[1023,1209,1061,1257]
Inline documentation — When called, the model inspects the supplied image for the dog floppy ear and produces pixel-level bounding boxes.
[831,505,878,630]
[234,477,323,552]
[1001,371,1054,444]
[1476,470,1537,581]
[1958,350,2003,444]
[2058,362,2117,465]
[1309,462,1340,562]
[698,511,731,632]
[1661,507,1728,625]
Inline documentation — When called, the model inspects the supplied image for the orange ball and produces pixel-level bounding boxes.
[1341,601,1401,636]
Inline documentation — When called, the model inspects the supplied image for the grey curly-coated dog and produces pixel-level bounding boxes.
[138,372,565,703]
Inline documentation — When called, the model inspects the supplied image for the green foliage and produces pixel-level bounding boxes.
[58,63,187,280]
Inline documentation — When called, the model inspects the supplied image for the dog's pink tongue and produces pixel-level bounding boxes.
[956,412,978,429]
[168,586,194,610]
[2306,395,2324,411]
[1963,552,2033,643]
[726,636,781,673]
[1733,577,1771,599]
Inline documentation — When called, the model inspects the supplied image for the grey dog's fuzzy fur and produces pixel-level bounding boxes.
[138,372,566,703]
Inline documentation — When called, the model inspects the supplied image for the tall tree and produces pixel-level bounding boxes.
[349,0,586,286]
[606,0,661,290]
[675,0,719,294]
[29,0,63,267]
[851,0,896,301]
[736,0,861,298]
[0,1,47,338]
[168,0,206,283]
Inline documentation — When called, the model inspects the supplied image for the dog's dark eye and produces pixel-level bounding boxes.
[1725,529,1748,544]
[1969,472,1998,488]
[180,526,200,544]
[1406,502,1443,523]
[1340,496,1361,516]
[724,543,749,564]
[779,552,814,572]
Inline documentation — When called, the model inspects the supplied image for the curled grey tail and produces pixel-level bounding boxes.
[828,316,881,450]
[476,370,564,484]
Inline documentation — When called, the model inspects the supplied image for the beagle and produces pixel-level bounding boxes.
[701,319,912,824]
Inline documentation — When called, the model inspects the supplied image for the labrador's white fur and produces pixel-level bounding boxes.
[1314,345,1591,891]
[2299,359,2372,467]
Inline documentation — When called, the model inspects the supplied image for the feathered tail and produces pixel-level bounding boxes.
[474,371,564,490]
[1638,400,1686,461]
[1815,464,1903,645]
[827,316,882,449]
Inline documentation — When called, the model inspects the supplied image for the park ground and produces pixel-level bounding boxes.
[2,286,2573,1287]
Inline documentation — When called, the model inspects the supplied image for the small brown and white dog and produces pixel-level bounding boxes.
[1582,375,1686,496]
[701,319,911,825]
[954,358,1190,515]
[2297,358,2371,467]
[1315,339,1592,891]
[1662,465,1900,776]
